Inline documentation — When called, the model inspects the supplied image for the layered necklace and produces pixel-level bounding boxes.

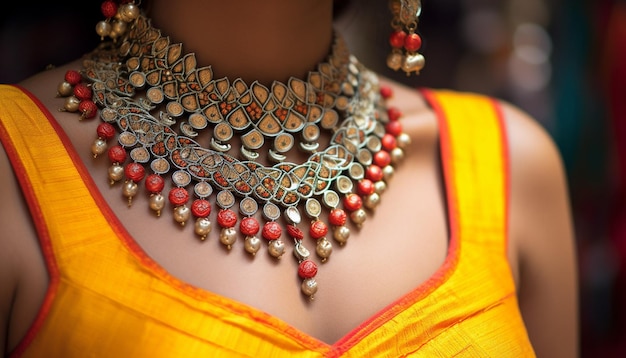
[56,2,411,299]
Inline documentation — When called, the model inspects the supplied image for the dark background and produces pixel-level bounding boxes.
[2,1,625,356]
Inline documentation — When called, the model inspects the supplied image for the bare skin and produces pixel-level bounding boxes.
[0,1,578,356]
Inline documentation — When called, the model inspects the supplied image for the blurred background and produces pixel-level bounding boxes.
[1,0,625,356]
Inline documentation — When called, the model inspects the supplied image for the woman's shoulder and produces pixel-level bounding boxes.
[497,99,578,356]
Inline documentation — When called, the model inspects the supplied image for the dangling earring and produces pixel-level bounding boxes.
[387,0,425,75]
[95,1,141,40]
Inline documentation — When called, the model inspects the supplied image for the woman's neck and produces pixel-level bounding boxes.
[148,0,335,85]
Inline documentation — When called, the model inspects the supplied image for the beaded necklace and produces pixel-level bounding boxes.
[56,2,410,298]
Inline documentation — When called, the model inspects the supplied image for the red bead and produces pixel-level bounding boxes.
[387,107,402,122]
[101,0,118,18]
[386,120,403,137]
[309,220,328,240]
[64,70,82,86]
[357,179,376,196]
[389,30,407,49]
[78,100,98,119]
[287,225,304,240]
[168,187,189,206]
[107,145,127,164]
[73,83,92,101]
[145,174,165,194]
[239,217,260,236]
[373,151,391,168]
[217,209,237,228]
[404,33,422,52]
[328,208,347,226]
[262,221,282,240]
[298,259,318,278]
[343,193,363,212]
[380,86,393,99]
[191,199,211,218]
[365,165,384,182]
[381,133,397,151]
[97,123,116,140]
[124,162,145,182]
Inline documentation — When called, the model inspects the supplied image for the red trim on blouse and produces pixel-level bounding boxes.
[3,85,61,358]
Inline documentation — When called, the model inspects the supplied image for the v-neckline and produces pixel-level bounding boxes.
[36,85,462,352]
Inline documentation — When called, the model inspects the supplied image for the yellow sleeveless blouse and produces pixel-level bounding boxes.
[0,84,535,357]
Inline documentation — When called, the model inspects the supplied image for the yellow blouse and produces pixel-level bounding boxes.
[0,84,535,357]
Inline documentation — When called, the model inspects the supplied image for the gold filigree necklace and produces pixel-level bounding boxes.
[56,2,411,298]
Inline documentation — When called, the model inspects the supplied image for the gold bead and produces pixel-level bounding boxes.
[316,238,333,261]
[244,236,261,255]
[383,165,395,181]
[110,20,127,38]
[268,239,286,258]
[119,4,140,22]
[173,205,191,226]
[122,181,138,207]
[301,278,318,298]
[387,52,403,71]
[374,181,387,194]
[63,96,80,112]
[57,81,73,97]
[364,193,381,210]
[402,53,426,75]
[220,227,237,249]
[149,193,165,216]
[95,20,111,38]
[390,147,404,164]
[91,138,108,157]
[333,226,350,245]
[195,217,212,240]
[108,164,124,184]
[396,133,412,148]
[350,208,367,226]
